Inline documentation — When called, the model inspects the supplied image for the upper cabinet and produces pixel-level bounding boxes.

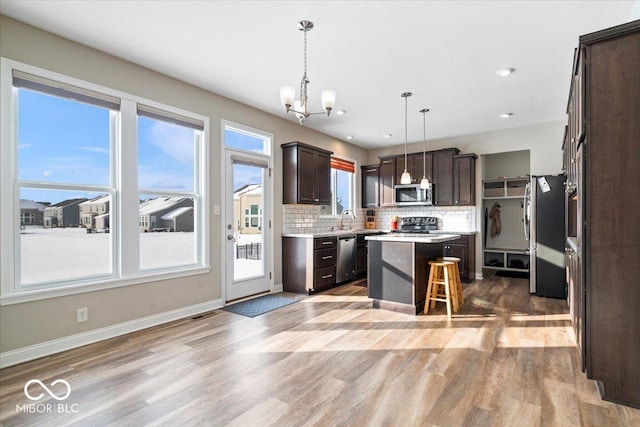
[432,148,459,206]
[396,153,431,185]
[361,164,380,208]
[361,148,476,208]
[453,154,477,206]
[282,142,332,205]
[378,157,396,207]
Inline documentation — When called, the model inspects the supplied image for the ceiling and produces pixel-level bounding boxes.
[0,1,636,149]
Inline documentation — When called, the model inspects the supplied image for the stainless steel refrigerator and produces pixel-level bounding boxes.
[524,175,566,298]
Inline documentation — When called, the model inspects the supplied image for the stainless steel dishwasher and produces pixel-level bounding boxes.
[336,235,357,283]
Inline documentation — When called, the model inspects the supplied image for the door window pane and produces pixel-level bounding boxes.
[233,163,264,281]
[224,128,269,154]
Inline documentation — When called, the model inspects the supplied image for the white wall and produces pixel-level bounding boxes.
[0,15,368,356]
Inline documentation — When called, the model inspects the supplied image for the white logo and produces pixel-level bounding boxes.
[24,379,71,401]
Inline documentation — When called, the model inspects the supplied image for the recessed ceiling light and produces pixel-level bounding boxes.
[496,68,515,77]
[499,113,514,118]
[346,135,353,140]
[336,110,347,115]
[384,134,392,138]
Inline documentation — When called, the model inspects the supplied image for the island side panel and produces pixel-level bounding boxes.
[368,240,444,315]
[368,241,415,305]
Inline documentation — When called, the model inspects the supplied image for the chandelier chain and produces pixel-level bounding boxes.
[300,27,309,110]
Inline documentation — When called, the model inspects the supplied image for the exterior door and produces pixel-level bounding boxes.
[225,149,271,301]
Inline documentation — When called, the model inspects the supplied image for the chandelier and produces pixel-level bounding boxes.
[280,20,336,124]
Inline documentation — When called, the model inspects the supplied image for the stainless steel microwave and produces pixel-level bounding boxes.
[394,184,433,206]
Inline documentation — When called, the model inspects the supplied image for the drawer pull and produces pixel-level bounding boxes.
[321,274,333,279]
[322,256,333,260]
[322,241,333,245]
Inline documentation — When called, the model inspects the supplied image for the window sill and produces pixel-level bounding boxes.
[0,266,211,306]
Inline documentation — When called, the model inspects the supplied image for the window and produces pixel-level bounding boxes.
[0,59,208,302]
[324,157,355,216]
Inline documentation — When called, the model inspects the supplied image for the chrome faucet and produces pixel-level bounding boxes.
[339,209,356,230]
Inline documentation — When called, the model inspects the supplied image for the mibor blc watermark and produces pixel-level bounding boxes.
[16,379,79,414]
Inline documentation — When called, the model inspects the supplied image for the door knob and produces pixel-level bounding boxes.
[227,235,234,240]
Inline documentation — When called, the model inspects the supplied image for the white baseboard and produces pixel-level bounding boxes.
[475,272,484,280]
[0,298,223,369]
[273,283,283,293]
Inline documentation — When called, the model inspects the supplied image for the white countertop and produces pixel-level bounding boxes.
[282,229,476,238]
[365,233,461,243]
[282,229,386,238]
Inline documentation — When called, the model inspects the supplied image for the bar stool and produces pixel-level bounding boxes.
[424,260,458,318]
[438,256,464,307]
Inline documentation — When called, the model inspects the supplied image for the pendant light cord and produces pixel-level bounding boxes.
[404,95,408,167]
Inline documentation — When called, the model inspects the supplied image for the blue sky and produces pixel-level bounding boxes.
[18,88,346,209]
[18,88,196,204]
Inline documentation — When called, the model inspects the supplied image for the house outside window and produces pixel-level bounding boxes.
[0,58,208,302]
[324,157,355,216]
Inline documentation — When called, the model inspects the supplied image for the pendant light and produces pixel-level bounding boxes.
[419,108,431,189]
[400,92,413,185]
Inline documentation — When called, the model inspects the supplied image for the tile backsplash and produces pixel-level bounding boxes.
[282,205,476,234]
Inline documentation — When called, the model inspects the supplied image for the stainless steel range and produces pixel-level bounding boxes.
[397,216,439,233]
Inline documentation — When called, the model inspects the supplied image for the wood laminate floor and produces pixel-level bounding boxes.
[1,275,639,426]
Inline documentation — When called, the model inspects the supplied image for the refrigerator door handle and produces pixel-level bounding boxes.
[523,182,530,241]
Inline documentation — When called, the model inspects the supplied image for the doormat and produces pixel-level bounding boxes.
[495,270,530,279]
[222,294,298,318]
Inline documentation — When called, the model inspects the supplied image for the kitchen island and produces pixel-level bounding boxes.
[365,233,460,315]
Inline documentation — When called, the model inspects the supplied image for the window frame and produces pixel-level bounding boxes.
[0,58,210,305]
[320,156,357,217]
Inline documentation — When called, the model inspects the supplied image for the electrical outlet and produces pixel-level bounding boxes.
[77,307,88,323]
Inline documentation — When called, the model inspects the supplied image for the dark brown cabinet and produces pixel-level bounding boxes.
[361,164,380,208]
[432,148,459,206]
[378,157,396,206]
[453,154,477,206]
[443,234,475,282]
[282,142,332,205]
[396,153,429,184]
[564,20,640,408]
[283,236,337,294]
[361,148,475,208]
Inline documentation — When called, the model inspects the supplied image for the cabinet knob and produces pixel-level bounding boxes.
[314,198,319,202]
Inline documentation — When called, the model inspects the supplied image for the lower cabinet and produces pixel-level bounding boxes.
[567,245,584,370]
[356,235,368,277]
[443,234,476,282]
[283,236,336,294]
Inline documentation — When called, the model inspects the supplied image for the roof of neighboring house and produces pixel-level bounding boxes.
[46,198,88,209]
[234,184,261,199]
[139,197,192,215]
[20,199,48,211]
[160,206,193,221]
[79,194,110,205]
[95,213,110,219]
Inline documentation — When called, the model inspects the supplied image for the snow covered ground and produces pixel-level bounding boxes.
[19,227,263,285]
